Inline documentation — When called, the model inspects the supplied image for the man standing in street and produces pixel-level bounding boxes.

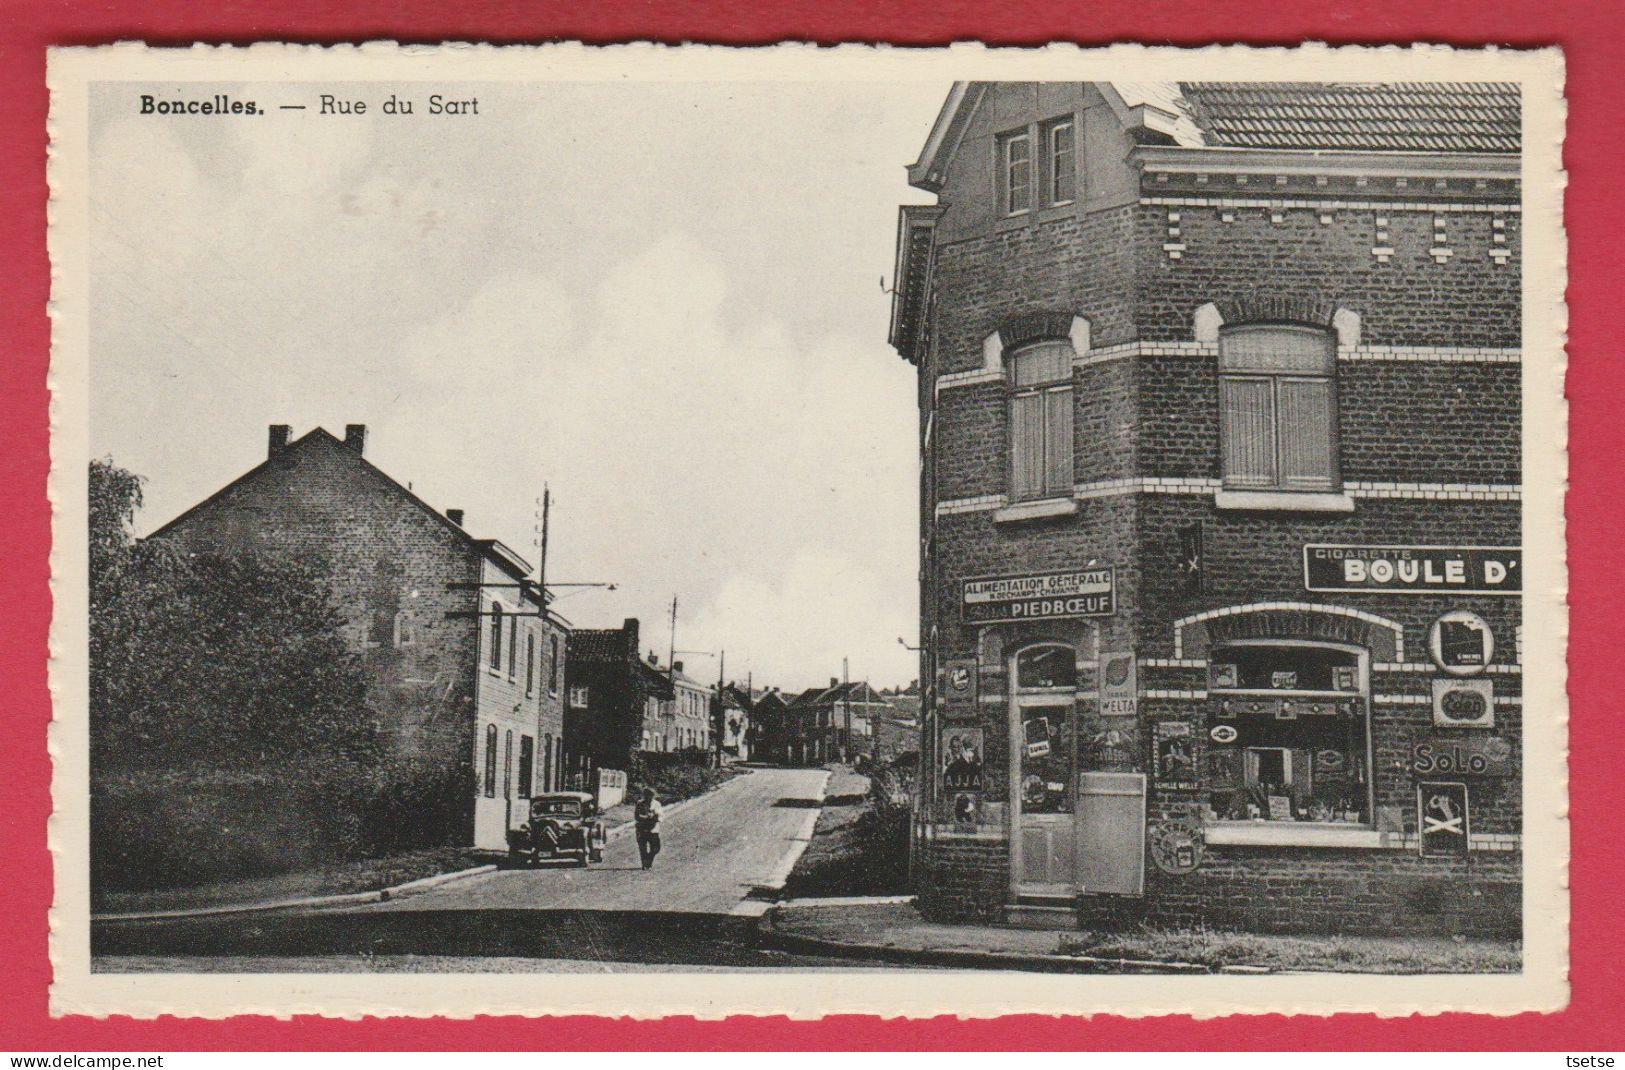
[634,788,663,870]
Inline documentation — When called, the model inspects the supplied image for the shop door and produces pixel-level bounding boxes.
[1010,645,1079,897]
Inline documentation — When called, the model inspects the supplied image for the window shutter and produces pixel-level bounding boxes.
[1277,378,1337,489]
[1011,391,1044,500]
[1044,388,1074,495]
[1221,377,1277,487]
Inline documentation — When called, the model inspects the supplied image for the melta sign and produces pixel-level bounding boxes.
[1303,545,1520,595]
[962,567,1116,623]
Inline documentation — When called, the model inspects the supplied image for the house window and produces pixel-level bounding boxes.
[1205,642,1371,827]
[488,603,502,670]
[1008,340,1075,501]
[526,633,536,696]
[1043,118,1075,205]
[483,723,497,798]
[550,636,561,694]
[518,734,534,798]
[544,733,554,792]
[997,129,1032,216]
[508,617,518,679]
[1219,324,1339,491]
[503,729,514,799]
[570,685,590,708]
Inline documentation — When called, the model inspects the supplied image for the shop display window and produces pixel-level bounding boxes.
[1204,642,1372,827]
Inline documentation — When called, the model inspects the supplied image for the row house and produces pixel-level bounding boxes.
[151,425,569,851]
[564,618,675,773]
[890,82,1522,935]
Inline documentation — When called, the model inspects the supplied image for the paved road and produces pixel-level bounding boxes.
[94,766,848,971]
[367,765,830,914]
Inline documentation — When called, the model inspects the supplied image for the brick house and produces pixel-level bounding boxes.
[890,82,1522,935]
[150,424,569,852]
[745,688,791,764]
[782,680,886,765]
[564,618,675,772]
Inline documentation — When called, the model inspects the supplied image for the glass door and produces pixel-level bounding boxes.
[1010,644,1077,896]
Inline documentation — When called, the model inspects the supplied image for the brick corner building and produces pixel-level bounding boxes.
[890,83,1522,935]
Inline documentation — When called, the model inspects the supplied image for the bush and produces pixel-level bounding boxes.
[628,749,734,805]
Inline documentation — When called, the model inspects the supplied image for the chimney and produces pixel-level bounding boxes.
[343,424,367,454]
[446,508,464,527]
[673,661,684,674]
[830,677,840,688]
[268,424,291,457]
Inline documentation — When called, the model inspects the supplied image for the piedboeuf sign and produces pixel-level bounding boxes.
[962,567,1116,623]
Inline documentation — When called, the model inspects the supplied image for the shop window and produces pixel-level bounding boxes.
[1008,341,1075,501]
[1015,643,1077,690]
[1218,324,1338,491]
[1204,642,1371,827]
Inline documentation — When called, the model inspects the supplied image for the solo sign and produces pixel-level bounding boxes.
[1303,545,1520,595]
[1412,734,1513,778]
[962,567,1115,624]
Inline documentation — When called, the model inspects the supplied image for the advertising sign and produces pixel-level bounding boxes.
[940,727,985,792]
[1412,733,1513,778]
[1429,611,1496,676]
[1418,781,1471,856]
[1303,545,1520,595]
[1100,652,1138,716]
[1149,819,1204,875]
[1154,722,1198,789]
[962,567,1115,624]
[1432,677,1496,727]
[943,658,977,718]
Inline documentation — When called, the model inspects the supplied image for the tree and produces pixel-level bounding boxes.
[88,459,375,768]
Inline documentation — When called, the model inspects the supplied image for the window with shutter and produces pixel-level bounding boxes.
[1218,325,1338,492]
[1008,341,1075,501]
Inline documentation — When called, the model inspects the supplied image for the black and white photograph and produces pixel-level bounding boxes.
[46,44,1567,1019]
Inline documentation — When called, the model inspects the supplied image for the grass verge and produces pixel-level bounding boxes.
[94,844,482,915]
[1059,925,1521,973]
[782,765,909,899]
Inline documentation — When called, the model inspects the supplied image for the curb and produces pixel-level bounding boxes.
[758,904,1222,974]
[92,864,500,924]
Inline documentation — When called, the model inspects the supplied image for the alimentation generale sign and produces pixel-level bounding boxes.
[1303,545,1520,595]
[961,566,1116,623]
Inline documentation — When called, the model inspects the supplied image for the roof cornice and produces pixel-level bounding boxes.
[1131,144,1519,180]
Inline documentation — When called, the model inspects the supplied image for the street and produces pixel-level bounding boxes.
[93,766,888,972]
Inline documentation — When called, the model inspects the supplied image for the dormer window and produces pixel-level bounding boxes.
[1043,118,1075,205]
[997,129,1032,215]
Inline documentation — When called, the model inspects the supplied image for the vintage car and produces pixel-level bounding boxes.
[506,791,606,866]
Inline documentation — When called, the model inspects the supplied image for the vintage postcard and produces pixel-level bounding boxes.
[47,42,1568,1019]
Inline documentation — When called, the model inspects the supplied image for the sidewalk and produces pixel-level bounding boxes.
[763,899,1521,974]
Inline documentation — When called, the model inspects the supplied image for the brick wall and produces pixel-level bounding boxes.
[909,116,1524,934]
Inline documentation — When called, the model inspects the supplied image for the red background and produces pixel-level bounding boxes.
[1,0,1618,1051]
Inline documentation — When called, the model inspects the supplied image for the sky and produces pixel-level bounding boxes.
[87,78,945,692]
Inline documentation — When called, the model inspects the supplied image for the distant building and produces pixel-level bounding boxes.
[783,680,889,764]
[151,424,568,852]
[666,661,714,753]
[564,619,674,773]
[746,688,792,764]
